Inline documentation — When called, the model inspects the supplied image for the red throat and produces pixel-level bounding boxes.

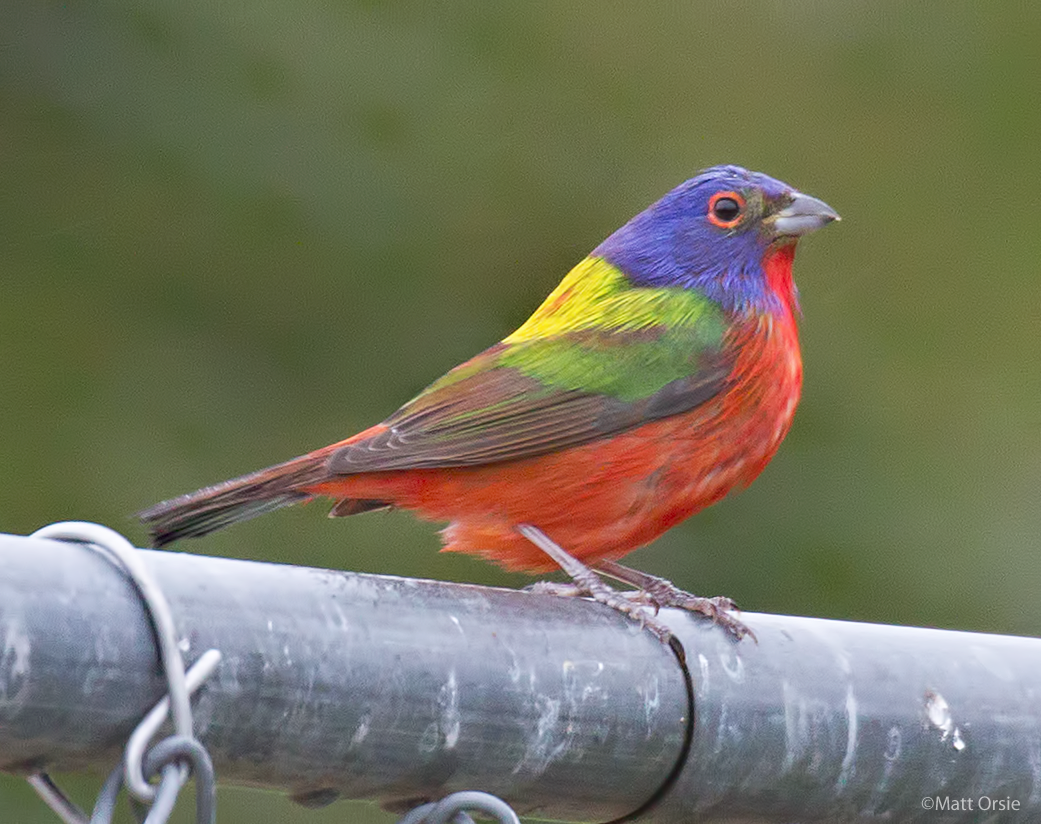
[763,242,799,317]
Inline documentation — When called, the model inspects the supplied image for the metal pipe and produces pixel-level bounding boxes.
[660,610,1041,822]
[2,532,1041,822]
[0,533,689,822]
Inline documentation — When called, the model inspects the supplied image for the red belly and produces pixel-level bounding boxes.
[309,388,795,572]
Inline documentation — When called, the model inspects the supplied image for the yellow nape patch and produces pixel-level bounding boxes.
[503,257,718,342]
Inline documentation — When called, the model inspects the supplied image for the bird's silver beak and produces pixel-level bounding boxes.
[772,192,841,237]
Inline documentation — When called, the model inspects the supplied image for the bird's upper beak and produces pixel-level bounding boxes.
[771,191,841,237]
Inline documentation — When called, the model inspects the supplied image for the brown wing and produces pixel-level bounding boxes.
[326,334,732,474]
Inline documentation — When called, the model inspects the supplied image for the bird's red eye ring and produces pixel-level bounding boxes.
[707,190,746,229]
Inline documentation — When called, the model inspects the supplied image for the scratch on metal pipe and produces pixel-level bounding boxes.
[349,712,371,749]
[925,689,965,752]
[836,684,858,790]
[0,620,30,708]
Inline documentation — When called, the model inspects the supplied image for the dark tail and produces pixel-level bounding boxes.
[138,453,331,547]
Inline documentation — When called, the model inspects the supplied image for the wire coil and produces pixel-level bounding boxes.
[397,791,521,824]
[25,522,221,824]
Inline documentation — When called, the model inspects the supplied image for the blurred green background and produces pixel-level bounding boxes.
[2,1,1040,821]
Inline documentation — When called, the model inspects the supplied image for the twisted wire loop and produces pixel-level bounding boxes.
[24,522,222,824]
[396,792,521,824]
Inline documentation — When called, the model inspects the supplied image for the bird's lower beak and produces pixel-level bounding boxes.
[772,192,841,237]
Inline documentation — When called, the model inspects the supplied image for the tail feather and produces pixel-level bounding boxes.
[138,453,330,547]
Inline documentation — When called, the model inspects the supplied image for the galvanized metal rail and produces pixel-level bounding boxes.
[1,532,1039,822]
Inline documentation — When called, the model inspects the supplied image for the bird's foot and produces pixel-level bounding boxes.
[517,525,679,651]
[526,576,678,648]
[597,559,755,642]
[526,580,663,613]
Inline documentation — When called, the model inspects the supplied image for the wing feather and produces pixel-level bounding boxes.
[326,326,732,474]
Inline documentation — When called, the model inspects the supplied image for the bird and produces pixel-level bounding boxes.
[139,165,839,646]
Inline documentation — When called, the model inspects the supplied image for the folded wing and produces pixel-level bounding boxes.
[327,326,733,474]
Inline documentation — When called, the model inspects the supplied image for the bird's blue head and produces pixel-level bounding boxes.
[594,165,839,315]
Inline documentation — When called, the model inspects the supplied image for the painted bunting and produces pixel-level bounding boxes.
[140,165,838,644]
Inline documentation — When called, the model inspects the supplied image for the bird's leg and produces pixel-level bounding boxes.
[596,559,754,642]
[516,524,677,648]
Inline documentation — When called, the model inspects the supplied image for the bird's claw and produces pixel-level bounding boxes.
[594,560,755,643]
[526,576,677,645]
[641,588,754,643]
[529,575,753,643]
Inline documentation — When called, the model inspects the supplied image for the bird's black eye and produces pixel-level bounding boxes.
[707,190,746,228]
[713,197,740,221]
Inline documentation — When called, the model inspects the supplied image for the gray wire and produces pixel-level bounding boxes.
[88,737,217,824]
[143,765,183,824]
[30,522,194,803]
[90,765,127,824]
[397,792,520,824]
[26,773,88,824]
[143,738,217,824]
[26,522,220,824]
[123,648,222,800]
